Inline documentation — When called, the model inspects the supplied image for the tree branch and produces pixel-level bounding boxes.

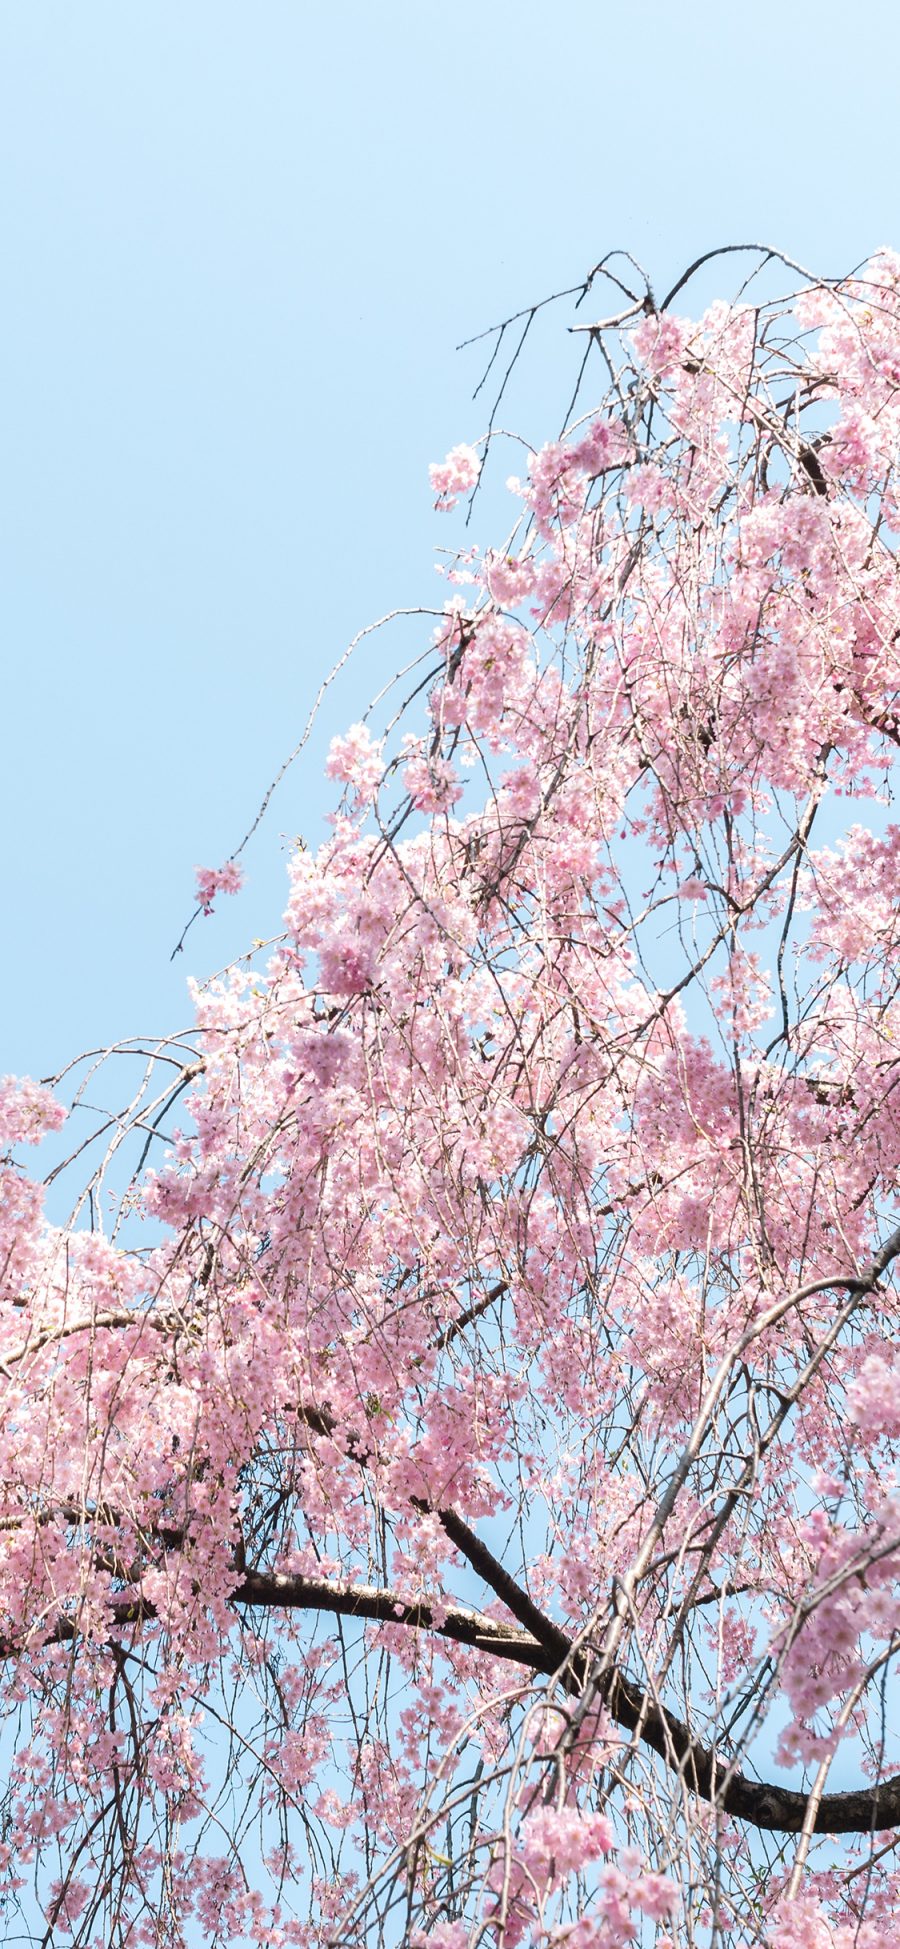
[8,1557,900,1838]
[226,1574,900,1832]
[228,1567,900,1837]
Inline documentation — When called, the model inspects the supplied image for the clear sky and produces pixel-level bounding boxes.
[3,0,900,1085]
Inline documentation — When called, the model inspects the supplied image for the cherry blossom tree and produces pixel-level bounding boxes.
[6,245,900,1947]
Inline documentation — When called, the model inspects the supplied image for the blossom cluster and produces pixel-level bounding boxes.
[194,857,245,914]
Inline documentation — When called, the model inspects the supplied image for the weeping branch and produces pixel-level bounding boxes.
[18,1555,894,1840]
[227,1567,900,1836]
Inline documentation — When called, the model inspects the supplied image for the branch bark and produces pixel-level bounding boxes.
[8,1557,900,1837]
[226,1567,900,1836]
[15,1227,900,1843]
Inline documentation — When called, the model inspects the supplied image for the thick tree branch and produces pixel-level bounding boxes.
[15,1233,900,1845]
[226,1568,900,1836]
[6,1516,900,1838]
[232,1567,539,1663]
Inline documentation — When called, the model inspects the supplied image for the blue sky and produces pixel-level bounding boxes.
[3,0,900,1085]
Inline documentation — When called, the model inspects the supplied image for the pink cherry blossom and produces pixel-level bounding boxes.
[429,441,481,510]
[325,721,385,806]
[0,1074,65,1149]
[194,858,245,914]
[7,247,900,1945]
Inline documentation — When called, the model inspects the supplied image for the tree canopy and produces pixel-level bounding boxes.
[6,246,900,1947]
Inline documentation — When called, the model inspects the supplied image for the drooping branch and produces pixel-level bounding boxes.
[13,1556,898,1836]
[227,1567,900,1837]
